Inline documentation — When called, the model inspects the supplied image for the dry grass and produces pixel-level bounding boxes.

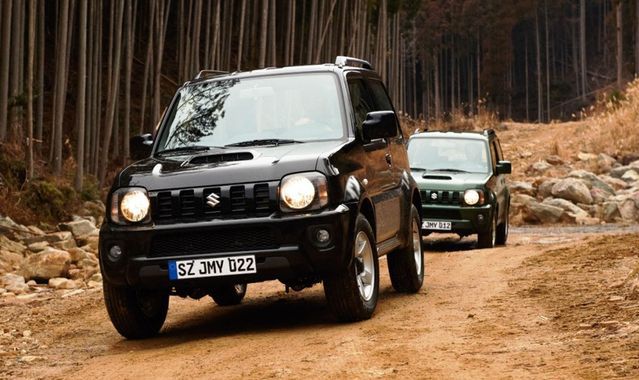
[585,79,639,157]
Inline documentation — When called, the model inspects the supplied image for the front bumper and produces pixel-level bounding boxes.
[99,204,355,288]
[420,204,493,235]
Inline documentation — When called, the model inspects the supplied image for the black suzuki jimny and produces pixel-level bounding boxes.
[100,57,424,339]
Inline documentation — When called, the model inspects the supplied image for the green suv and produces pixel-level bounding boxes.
[407,130,511,248]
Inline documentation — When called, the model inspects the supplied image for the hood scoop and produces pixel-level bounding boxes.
[422,174,452,180]
[186,152,254,165]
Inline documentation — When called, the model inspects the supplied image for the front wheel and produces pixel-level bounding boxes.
[323,214,379,322]
[210,283,247,306]
[388,205,424,293]
[103,281,169,339]
[477,211,497,249]
[495,204,509,246]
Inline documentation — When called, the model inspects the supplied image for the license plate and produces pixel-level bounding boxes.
[422,220,452,230]
[168,255,257,280]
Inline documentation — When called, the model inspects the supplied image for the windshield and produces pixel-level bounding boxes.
[156,73,346,152]
[407,137,490,174]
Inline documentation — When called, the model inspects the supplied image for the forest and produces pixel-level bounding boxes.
[0,0,637,195]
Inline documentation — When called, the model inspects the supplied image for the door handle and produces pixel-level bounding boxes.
[385,153,392,166]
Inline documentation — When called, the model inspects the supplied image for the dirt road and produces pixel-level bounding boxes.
[2,226,639,379]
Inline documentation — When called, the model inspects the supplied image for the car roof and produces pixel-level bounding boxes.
[185,63,378,86]
[409,130,492,141]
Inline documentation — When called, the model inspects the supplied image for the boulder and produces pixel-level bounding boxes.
[546,155,565,165]
[0,235,26,255]
[551,178,593,204]
[602,202,622,222]
[67,247,93,263]
[610,165,633,179]
[26,225,45,236]
[0,250,24,274]
[58,219,98,239]
[0,216,31,240]
[618,199,639,221]
[590,187,611,204]
[568,170,616,195]
[526,160,552,176]
[509,181,535,196]
[27,241,49,253]
[542,197,588,217]
[23,231,74,245]
[21,248,71,281]
[622,170,639,183]
[522,201,565,224]
[537,178,559,199]
[48,277,77,290]
[0,273,28,294]
[52,239,77,251]
[597,153,618,173]
[577,152,597,161]
[600,175,629,191]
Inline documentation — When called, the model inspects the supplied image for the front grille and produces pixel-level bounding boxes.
[151,182,277,223]
[150,228,279,257]
[425,208,463,220]
[421,190,462,205]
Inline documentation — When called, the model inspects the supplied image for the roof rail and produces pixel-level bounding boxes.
[483,128,495,136]
[335,56,373,70]
[194,69,229,80]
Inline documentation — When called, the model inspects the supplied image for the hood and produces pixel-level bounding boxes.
[116,140,347,191]
[412,170,491,191]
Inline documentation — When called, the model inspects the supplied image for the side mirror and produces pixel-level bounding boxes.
[361,111,399,143]
[495,160,512,175]
[130,134,153,161]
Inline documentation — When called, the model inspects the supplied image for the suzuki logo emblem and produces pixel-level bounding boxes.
[206,192,220,208]
[430,192,438,200]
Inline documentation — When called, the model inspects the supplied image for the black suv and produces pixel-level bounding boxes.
[100,57,424,339]
[407,130,511,248]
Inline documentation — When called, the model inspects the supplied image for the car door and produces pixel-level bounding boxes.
[490,138,508,223]
[362,77,403,242]
[346,76,398,243]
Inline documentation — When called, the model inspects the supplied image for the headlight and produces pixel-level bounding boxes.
[280,172,328,212]
[463,189,484,206]
[110,188,151,224]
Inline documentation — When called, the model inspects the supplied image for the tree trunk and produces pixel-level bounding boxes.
[36,0,44,151]
[27,0,35,180]
[237,0,246,70]
[139,0,156,134]
[124,0,135,162]
[545,0,551,122]
[259,0,268,67]
[525,33,530,121]
[53,0,70,175]
[269,0,276,66]
[580,0,586,99]
[0,0,12,141]
[636,0,639,74]
[75,0,87,190]
[617,1,623,89]
[434,50,441,121]
[536,9,543,123]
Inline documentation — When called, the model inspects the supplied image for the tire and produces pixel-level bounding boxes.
[388,205,424,293]
[103,281,169,339]
[323,214,379,322]
[477,210,497,249]
[495,204,509,246]
[210,283,247,306]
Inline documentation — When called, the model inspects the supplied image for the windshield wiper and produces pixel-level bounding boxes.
[156,145,223,156]
[410,167,428,172]
[224,139,303,147]
[431,168,469,173]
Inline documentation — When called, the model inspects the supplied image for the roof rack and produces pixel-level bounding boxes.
[194,69,229,80]
[335,56,373,70]
[483,128,495,136]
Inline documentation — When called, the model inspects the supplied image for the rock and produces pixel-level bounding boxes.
[89,273,102,282]
[526,160,552,176]
[87,280,102,288]
[618,198,638,221]
[58,219,98,239]
[590,187,611,204]
[630,159,639,169]
[602,202,622,222]
[21,248,71,281]
[52,239,77,251]
[542,197,588,217]
[622,170,639,183]
[537,179,559,199]
[67,247,93,263]
[574,215,601,225]
[568,170,616,195]
[509,181,535,196]
[26,225,45,236]
[0,235,26,255]
[0,273,29,294]
[551,178,593,204]
[48,277,77,290]
[577,152,597,161]
[23,231,74,245]
[523,201,565,224]
[0,250,24,274]
[546,155,565,165]
[600,175,629,191]
[78,235,99,252]
[610,165,633,179]
[0,216,30,240]
[597,153,618,173]
[78,257,98,269]
[27,241,49,253]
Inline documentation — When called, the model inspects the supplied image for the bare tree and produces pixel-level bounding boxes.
[580,0,586,100]
[259,0,268,68]
[75,0,87,190]
[617,0,623,89]
[53,0,70,175]
[27,0,35,180]
[0,0,12,141]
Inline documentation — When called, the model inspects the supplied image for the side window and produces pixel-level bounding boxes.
[366,79,393,111]
[347,78,375,129]
[489,141,498,169]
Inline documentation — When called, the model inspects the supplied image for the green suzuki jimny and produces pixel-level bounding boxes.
[407,130,511,248]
